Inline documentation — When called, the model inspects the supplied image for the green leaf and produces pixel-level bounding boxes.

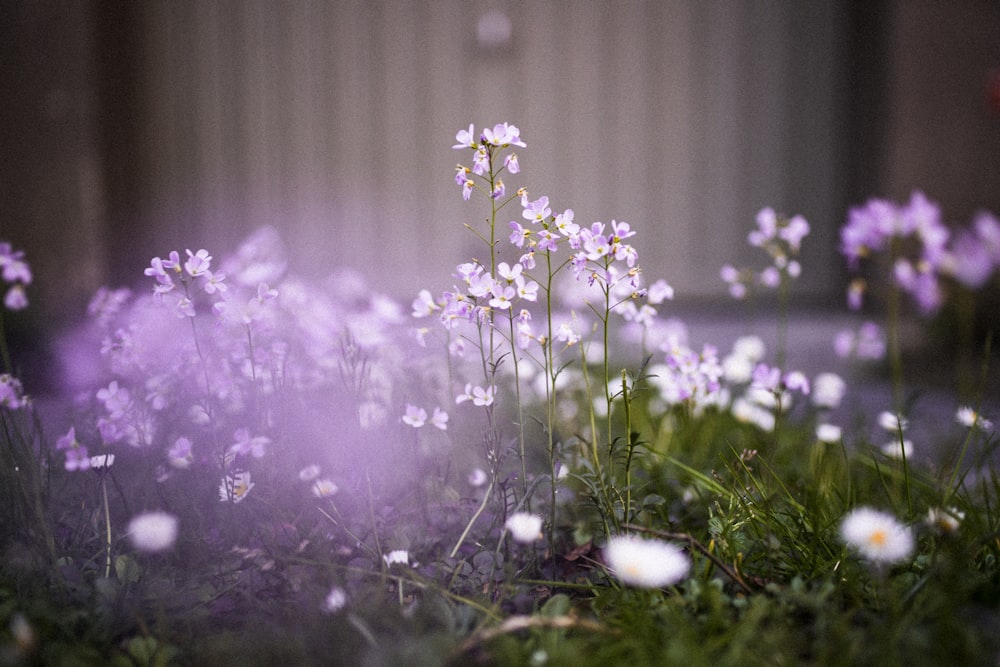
[115,554,142,583]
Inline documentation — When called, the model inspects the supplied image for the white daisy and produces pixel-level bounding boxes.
[839,507,913,563]
[505,512,543,543]
[127,511,179,553]
[604,535,690,588]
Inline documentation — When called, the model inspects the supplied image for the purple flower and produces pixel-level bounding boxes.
[4,285,28,311]
[65,446,91,472]
[453,123,477,150]
[522,196,551,224]
[229,428,269,459]
[402,404,427,428]
[184,249,212,277]
[943,226,995,289]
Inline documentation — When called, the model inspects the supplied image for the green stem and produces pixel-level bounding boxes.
[102,476,112,579]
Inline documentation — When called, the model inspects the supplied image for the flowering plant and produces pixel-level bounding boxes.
[0,126,998,665]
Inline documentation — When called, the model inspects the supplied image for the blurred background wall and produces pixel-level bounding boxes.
[3,0,999,337]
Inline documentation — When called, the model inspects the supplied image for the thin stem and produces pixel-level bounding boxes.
[449,477,496,559]
[101,476,112,579]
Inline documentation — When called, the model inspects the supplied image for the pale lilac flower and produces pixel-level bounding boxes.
[229,428,269,458]
[455,167,474,200]
[759,266,781,288]
[472,385,495,407]
[482,122,525,148]
[783,370,810,395]
[489,283,515,310]
[144,255,177,290]
[834,322,885,360]
[402,404,427,428]
[731,397,776,432]
[503,153,520,174]
[429,407,448,430]
[453,123,477,149]
[646,279,674,305]
[168,437,194,469]
[97,381,130,419]
[604,535,690,588]
[812,372,846,409]
[748,208,778,247]
[0,374,27,408]
[56,426,78,451]
[505,512,543,543]
[311,478,338,498]
[554,322,581,345]
[751,364,782,392]
[522,196,551,224]
[471,146,489,175]
[780,215,811,252]
[65,447,91,472]
[0,246,32,284]
[515,276,539,301]
[840,507,913,563]
[722,353,755,385]
[974,211,1000,262]
[202,270,227,295]
[298,464,321,481]
[732,336,766,362]
[554,209,579,236]
[468,468,488,487]
[127,511,179,553]
[184,249,212,277]
[509,221,531,248]
[4,284,28,310]
[321,586,348,613]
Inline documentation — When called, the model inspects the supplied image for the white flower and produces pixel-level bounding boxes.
[816,423,842,443]
[839,507,913,563]
[401,404,427,428]
[383,549,410,567]
[880,439,913,460]
[926,507,964,534]
[311,478,338,498]
[722,353,754,384]
[219,471,254,503]
[505,512,543,543]
[321,586,347,613]
[732,335,766,363]
[812,372,846,409]
[89,453,115,469]
[956,407,993,431]
[604,535,690,588]
[468,468,488,487]
[878,411,908,433]
[127,511,179,553]
[430,407,449,430]
[298,464,321,481]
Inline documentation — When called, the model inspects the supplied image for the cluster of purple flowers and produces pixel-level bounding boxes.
[54,227,415,510]
[0,242,31,311]
[841,191,1000,314]
[414,123,672,414]
[721,208,810,299]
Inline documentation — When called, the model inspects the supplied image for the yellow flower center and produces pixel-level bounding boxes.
[868,529,887,547]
